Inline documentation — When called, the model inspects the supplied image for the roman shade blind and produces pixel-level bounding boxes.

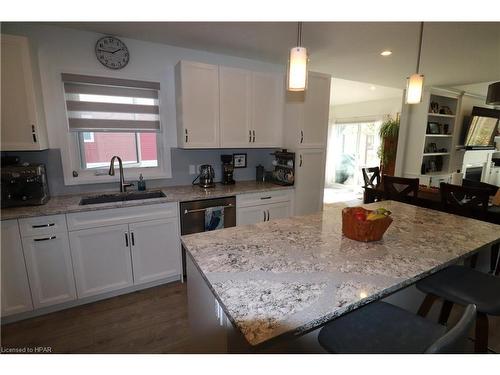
[62,73,161,132]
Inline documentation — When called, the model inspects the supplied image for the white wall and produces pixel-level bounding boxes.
[331,96,402,123]
[1,23,285,187]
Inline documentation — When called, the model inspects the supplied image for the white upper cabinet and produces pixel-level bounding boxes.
[175,61,220,148]
[1,220,33,317]
[176,60,284,149]
[1,34,48,151]
[251,72,284,148]
[219,66,252,148]
[285,72,331,149]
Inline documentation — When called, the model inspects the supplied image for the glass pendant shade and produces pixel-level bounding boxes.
[287,46,308,92]
[405,73,424,104]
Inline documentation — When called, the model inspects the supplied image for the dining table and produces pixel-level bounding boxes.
[181,200,500,353]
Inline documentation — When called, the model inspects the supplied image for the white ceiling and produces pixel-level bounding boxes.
[53,22,500,89]
[449,81,495,97]
[331,78,402,105]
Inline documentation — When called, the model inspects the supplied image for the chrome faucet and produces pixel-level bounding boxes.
[108,156,134,193]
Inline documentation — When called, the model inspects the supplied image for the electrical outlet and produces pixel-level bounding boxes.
[189,165,196,175]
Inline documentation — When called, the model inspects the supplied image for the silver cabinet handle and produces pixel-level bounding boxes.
[184,203,234,215]
[260,196,272,200]
[267,210,270,221]
[252,130,256,143]
[249,130,252,142]
[124,232,129,247]
[299,154,303,167]
[263,210,266,222]
[32,124,37,143]
[131,232,135,246]
[185,129,188,143]
[300,130,304,144]
[34,235,56,242]
[32,223,55,228]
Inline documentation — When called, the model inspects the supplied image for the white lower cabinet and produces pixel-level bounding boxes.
[237,201,291,226]
[129,218,181,285]
[22,232,77,309]
[69,224,134,299]
[1,220,33,316]
[294,148,326,216]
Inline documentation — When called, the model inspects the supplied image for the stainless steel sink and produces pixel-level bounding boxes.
[79,190,166,205]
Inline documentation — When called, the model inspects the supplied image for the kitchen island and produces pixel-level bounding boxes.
[181,201,500,353]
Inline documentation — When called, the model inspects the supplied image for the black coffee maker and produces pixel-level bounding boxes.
[221,155,235,185]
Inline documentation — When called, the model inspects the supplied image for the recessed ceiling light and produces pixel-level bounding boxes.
[370,85,376,91]
[380,50,392,56]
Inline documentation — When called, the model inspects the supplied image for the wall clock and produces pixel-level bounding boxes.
[95,36,130,70]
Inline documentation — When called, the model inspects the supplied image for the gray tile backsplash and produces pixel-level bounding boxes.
[2,148,277,196]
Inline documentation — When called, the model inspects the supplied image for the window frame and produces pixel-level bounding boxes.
[59,73,171,186]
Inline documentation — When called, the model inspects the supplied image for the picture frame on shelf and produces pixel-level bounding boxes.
[427,122,441,134]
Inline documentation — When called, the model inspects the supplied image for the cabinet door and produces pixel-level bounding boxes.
[251,72,284,148]
[1,34,47,151]
[1,220,33,316]
[129,218,181,285]
[301,74,331,148]
[220,66,252,148]
[176,61,220,148]
[69,224,133,298]
[294,148,326,216]
[266,201,291,222]
[236,205,268,226]
[22,232,76,308]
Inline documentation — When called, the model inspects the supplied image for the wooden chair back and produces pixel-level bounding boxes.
[362,167,381,188]
[440,182,490,219]
[383,175,419,203]
[462,179,499,197]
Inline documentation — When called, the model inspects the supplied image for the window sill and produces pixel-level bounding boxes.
[63,168,170,186]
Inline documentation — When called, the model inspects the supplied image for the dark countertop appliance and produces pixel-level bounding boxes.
[221,154,235,185]
[192,164,215,188]
[1,163,50,208]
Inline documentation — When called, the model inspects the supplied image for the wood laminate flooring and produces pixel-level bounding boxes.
[1,281,499,354]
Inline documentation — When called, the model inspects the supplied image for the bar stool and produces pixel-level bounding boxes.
[318,301,476,353]
[416,265,500,353]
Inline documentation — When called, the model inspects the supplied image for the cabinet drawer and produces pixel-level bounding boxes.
[67,203,178,231]
[236,189,291,208]
[19,214,67,237]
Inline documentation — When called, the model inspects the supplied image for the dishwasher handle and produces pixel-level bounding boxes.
[183,203,234,215]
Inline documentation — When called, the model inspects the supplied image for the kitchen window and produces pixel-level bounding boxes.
[61,73,167,183]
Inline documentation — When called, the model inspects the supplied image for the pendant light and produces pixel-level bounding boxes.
[405,22,425,104]
[287,22,308,92]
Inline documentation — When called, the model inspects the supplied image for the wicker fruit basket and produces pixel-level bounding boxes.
[342,207,393,242]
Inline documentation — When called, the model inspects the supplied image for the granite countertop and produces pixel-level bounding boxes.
[181,201,500,347]
[1,181,293,221]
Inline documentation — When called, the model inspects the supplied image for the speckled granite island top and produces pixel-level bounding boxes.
[1,181,292,220]
[182,201,500,347]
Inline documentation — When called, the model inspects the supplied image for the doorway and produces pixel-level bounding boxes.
[324,120,382,203]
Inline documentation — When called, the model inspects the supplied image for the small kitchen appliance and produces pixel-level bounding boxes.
[1,163,50,208]
[193,164,215,188]
[221,154,235,185]
[270,149,295,186]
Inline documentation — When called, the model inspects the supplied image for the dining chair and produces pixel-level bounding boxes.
[318,301,476,353]
[382,175,419,203]
[440,182,490,220]
[462,178,499,197]
[416,265,500,353]
[440,182,496,271]
[362,167,381,188]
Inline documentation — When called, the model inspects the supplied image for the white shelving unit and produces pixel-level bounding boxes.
[400,88,462,187]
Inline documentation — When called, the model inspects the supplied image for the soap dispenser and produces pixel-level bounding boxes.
[137,174,146,191]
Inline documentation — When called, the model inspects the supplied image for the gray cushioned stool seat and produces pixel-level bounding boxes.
[417,265,500,315]
[318,301,446,353]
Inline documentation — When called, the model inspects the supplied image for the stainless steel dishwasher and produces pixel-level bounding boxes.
[180,196,236,277]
